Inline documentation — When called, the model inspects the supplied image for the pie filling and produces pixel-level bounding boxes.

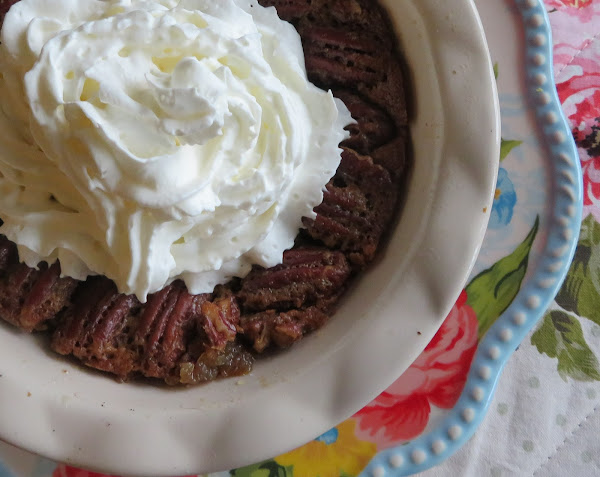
[0,0,410,385]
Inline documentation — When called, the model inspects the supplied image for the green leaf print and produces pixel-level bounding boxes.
[466,216,539,338]
[230,460,292,477]
[531,310,600,382]
[555,215,600,327]
[500,138,523,161]
[493,62,499,80]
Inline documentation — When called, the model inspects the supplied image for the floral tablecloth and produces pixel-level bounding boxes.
[1,0,599,476]
[420,1,600,475]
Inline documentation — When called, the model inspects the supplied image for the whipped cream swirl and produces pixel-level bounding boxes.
[0,0,352,300]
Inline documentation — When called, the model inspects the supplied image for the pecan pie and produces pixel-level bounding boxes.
[0,0,410,385]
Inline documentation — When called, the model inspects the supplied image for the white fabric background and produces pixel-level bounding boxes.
[419,312,600,477]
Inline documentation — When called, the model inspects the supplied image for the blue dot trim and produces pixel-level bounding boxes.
[360,0,583,475]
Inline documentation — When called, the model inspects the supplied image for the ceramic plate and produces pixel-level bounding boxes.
[0,0,499,474]
[360,0,583,474]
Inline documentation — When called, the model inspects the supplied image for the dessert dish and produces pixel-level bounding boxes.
[0,0,409,385]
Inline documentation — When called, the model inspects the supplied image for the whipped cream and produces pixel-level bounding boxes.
[0,0,352,300]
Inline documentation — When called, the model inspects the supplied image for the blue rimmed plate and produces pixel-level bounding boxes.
[361,0,583,475]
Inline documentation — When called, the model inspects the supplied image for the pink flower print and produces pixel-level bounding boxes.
[354,291,479,447]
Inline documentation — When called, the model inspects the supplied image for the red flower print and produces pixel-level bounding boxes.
[570,90,600,212]
[354,291,479,447]
[546,0,598,23]
[546,0,600,55]
[53,464,196,477]
[52,465,117,477]
[546,0,592,9]
[554,40,600,220]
